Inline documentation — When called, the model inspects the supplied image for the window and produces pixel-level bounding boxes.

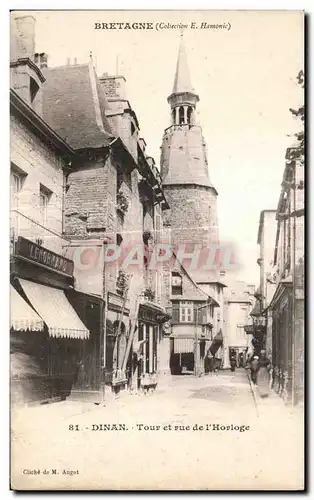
[39,185,51,226]
[187,107,192,124]
[10,172,21,210]
[287,203,291,271]
[283,218,287,266]
[155,213,162,244]
[155,270,162,302]
[236,324,245,341]
[172,108,176,125]
[116,233,123,246]
[180,301,194,323]
[131,122,136,135]
[171,272,182,295]
[117,167,131,195]
[179,106,185,124]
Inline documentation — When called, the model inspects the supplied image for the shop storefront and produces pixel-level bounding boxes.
[10,236,90,405]
[105,292,131,392]
[170,333,212,376]
[270,287,293,402]
[102,294,169,395]
[134,301,168,392]
[65,289,104,403]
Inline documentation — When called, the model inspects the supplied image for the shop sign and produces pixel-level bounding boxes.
[107,292,130,312]
[16,236,74,277]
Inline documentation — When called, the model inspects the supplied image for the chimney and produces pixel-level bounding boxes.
[138,138,147,153]
[34,52,48,69]
[10,14,35,60]
[39,52,48,69]
[66,57,70,66]
[10,14,45,115]
[99,74,126,100]
[74,57,77,65]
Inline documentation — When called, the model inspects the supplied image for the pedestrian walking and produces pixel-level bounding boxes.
[213,356,220,373]
[230,354,236,372]
[257,350,271,397]
[207,352,214,374]
[239,352,244,368]
[250,355,260,385]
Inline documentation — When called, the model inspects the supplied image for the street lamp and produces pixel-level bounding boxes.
[194,300,211,377]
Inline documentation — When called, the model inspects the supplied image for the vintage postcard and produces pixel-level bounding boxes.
[10,10,304,490]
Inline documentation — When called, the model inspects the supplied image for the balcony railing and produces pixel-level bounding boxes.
[10,210,72,258]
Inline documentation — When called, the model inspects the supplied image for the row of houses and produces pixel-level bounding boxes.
[8,15,169,404]
[10,14,172,404]
[10,14,256,406]
[249,72,305,406]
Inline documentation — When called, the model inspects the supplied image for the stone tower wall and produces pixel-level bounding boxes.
[161,125,211,188]
[163,185,219,249]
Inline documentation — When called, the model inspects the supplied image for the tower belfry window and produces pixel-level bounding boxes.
[187,107,192,124]
[179,106,185,124]
[172,108,176,125]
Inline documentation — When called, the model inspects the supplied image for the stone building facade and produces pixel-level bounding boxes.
[10,14,91,406]
[269,144,304,406]
[42,57,170,398]
[250,210,278,361]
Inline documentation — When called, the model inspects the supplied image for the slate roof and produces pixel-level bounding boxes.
[42,62,115,150]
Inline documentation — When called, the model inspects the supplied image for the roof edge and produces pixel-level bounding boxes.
[10,88,75,157]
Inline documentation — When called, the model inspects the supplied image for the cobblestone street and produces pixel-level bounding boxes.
[11,369,303,490]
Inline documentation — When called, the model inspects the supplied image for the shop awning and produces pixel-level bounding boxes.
[209,330,223,356]
[174,338,195,354]
[10,285,44,332]
[19,279,89,339]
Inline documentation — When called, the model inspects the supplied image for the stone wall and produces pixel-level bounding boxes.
[10,113,66,254]
[64,149,167,309]
[163,185,218,248]
[161,125,212,188]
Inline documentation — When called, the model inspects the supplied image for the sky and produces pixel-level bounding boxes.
[27,10,303,284]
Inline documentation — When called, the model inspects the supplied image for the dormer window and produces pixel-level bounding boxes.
[131,122,136,135]
[30,77,39,104]
[172,272,182,295]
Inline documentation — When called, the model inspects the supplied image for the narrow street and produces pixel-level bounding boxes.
[11,370,303,490]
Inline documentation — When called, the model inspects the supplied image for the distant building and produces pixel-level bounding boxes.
[224,281,255,366]
[255,210,277,359]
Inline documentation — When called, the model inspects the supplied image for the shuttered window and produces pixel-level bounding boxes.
[180,301,194,323]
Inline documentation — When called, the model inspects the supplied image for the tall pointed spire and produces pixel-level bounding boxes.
[172,33,194,94]
[167,34,199,110]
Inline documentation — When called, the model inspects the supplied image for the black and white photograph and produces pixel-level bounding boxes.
[9,9,304,490]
